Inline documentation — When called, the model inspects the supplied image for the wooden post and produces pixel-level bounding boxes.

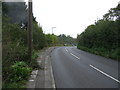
[28,0,33,61]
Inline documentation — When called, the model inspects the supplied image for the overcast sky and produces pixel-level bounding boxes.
[25,0,120,38]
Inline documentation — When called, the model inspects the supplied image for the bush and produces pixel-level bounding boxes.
[2,80,26,88]
[27,50,40,69]
[10,61,32,82]
[2,44,29,81]
[110,48,120,61]
[32,50,39,60]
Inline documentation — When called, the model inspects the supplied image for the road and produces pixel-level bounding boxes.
[51,46,120,88]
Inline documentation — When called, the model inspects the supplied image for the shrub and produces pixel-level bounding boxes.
[32,50,39,60]
[27,50,40,69]
[10,61,32,82]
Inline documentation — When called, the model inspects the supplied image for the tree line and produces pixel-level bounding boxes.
[2,2,76,88]
[77,3,120,60]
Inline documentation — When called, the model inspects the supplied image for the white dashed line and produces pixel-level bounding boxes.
[70,53,80,60]
[89,65,120,83]
[65,48,68,52]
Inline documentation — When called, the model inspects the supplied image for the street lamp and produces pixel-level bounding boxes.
[52,27,56,34]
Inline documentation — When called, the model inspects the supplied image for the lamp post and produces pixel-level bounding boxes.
[52,27,56,34]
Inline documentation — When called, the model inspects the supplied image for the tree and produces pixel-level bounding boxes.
[2,2,27,27]
[103,3,120,20]
[32,21,46,49]
[77,3,120,60]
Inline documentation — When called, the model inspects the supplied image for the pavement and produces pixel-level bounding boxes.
[26,47,56,89]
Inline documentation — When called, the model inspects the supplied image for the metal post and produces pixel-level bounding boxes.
[28,0,33,61]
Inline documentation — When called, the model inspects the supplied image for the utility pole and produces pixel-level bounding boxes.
[28,0,33,61]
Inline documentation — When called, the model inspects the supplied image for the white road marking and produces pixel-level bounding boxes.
[89,65,120,83]
[50,60,56,88]
[70,53,80,60]
[29,79,34,82]
[65,48,68,52]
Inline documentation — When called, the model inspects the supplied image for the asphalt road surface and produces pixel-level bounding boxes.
[51,46,120,88]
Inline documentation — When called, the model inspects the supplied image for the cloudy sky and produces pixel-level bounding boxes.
[25,0,119,38]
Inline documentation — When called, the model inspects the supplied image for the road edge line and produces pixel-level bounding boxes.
[50,58,56,88]
[44,47,56,88]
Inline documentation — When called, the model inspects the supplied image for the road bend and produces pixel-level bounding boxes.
[51,46,119,88]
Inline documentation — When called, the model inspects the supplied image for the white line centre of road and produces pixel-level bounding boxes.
[65,48,68,52]
[70,53,80,60]
[89,65,120,83]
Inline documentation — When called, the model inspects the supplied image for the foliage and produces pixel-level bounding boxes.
[10,61,32,82]
[28,50,40,69]
[44,34,76,46]
[2,21,28,85]
[58,34,76,46]
[103,3,120,20]
[2,2,27,26]
[45,34,58,46]
[33,21,46,49]
[2,3,40,88]
[2,61,31,88]
[77,4,120,61]
[2,2,77,88]
[2,80,27,88]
